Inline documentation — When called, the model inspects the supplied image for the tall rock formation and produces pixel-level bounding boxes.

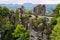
[18,6,29,30]
[33,4,46,16]
[18,6,25,24]
[9,11,15,24]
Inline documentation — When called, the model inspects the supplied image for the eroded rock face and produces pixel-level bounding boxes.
[18,6,25,24]
[33,4,46,16]
[9,12,15,24]
[29,17,52,40]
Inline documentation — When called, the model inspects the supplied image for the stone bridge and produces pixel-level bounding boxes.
[30,15,53,22]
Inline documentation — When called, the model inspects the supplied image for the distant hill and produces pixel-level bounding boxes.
[0,3,57,10]
[46,4,57,10]
[46,4,57,15]
[0,4,22,10]
[0,3,37,10]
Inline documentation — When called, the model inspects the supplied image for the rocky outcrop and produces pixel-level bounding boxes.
[18,6,25,24]
[9,12,15,24]
[18,5,53,40]
[29,17,52,40]
[33,4,46,16]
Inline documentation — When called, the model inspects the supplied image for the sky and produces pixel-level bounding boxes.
[0,0,60,4]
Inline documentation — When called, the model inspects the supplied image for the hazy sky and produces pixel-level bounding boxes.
[0,0,60,4]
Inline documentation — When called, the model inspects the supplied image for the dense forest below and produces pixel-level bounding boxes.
[0,4,60,40]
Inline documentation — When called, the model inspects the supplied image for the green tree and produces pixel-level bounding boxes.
[12,24,30,40]
[15,9,19,25]
[10,9,14,13]
[25,10,32,14]
[54,4,60,18]
[2,6,9,16]
[55,4,60,13]
[0,6,2,15]
[50,18,57,25]
[1,20,14,40]
[5,21,13,30]
[50,17,60,40]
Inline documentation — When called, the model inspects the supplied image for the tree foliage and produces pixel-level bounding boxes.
[2,6,9,16]
[15,9,19,24]
[54,4,60,18]
[50,18,57,25]
[25,10,32,14]
[12,24,30,40]
[50,17,60,40]
[55,4,60,13]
